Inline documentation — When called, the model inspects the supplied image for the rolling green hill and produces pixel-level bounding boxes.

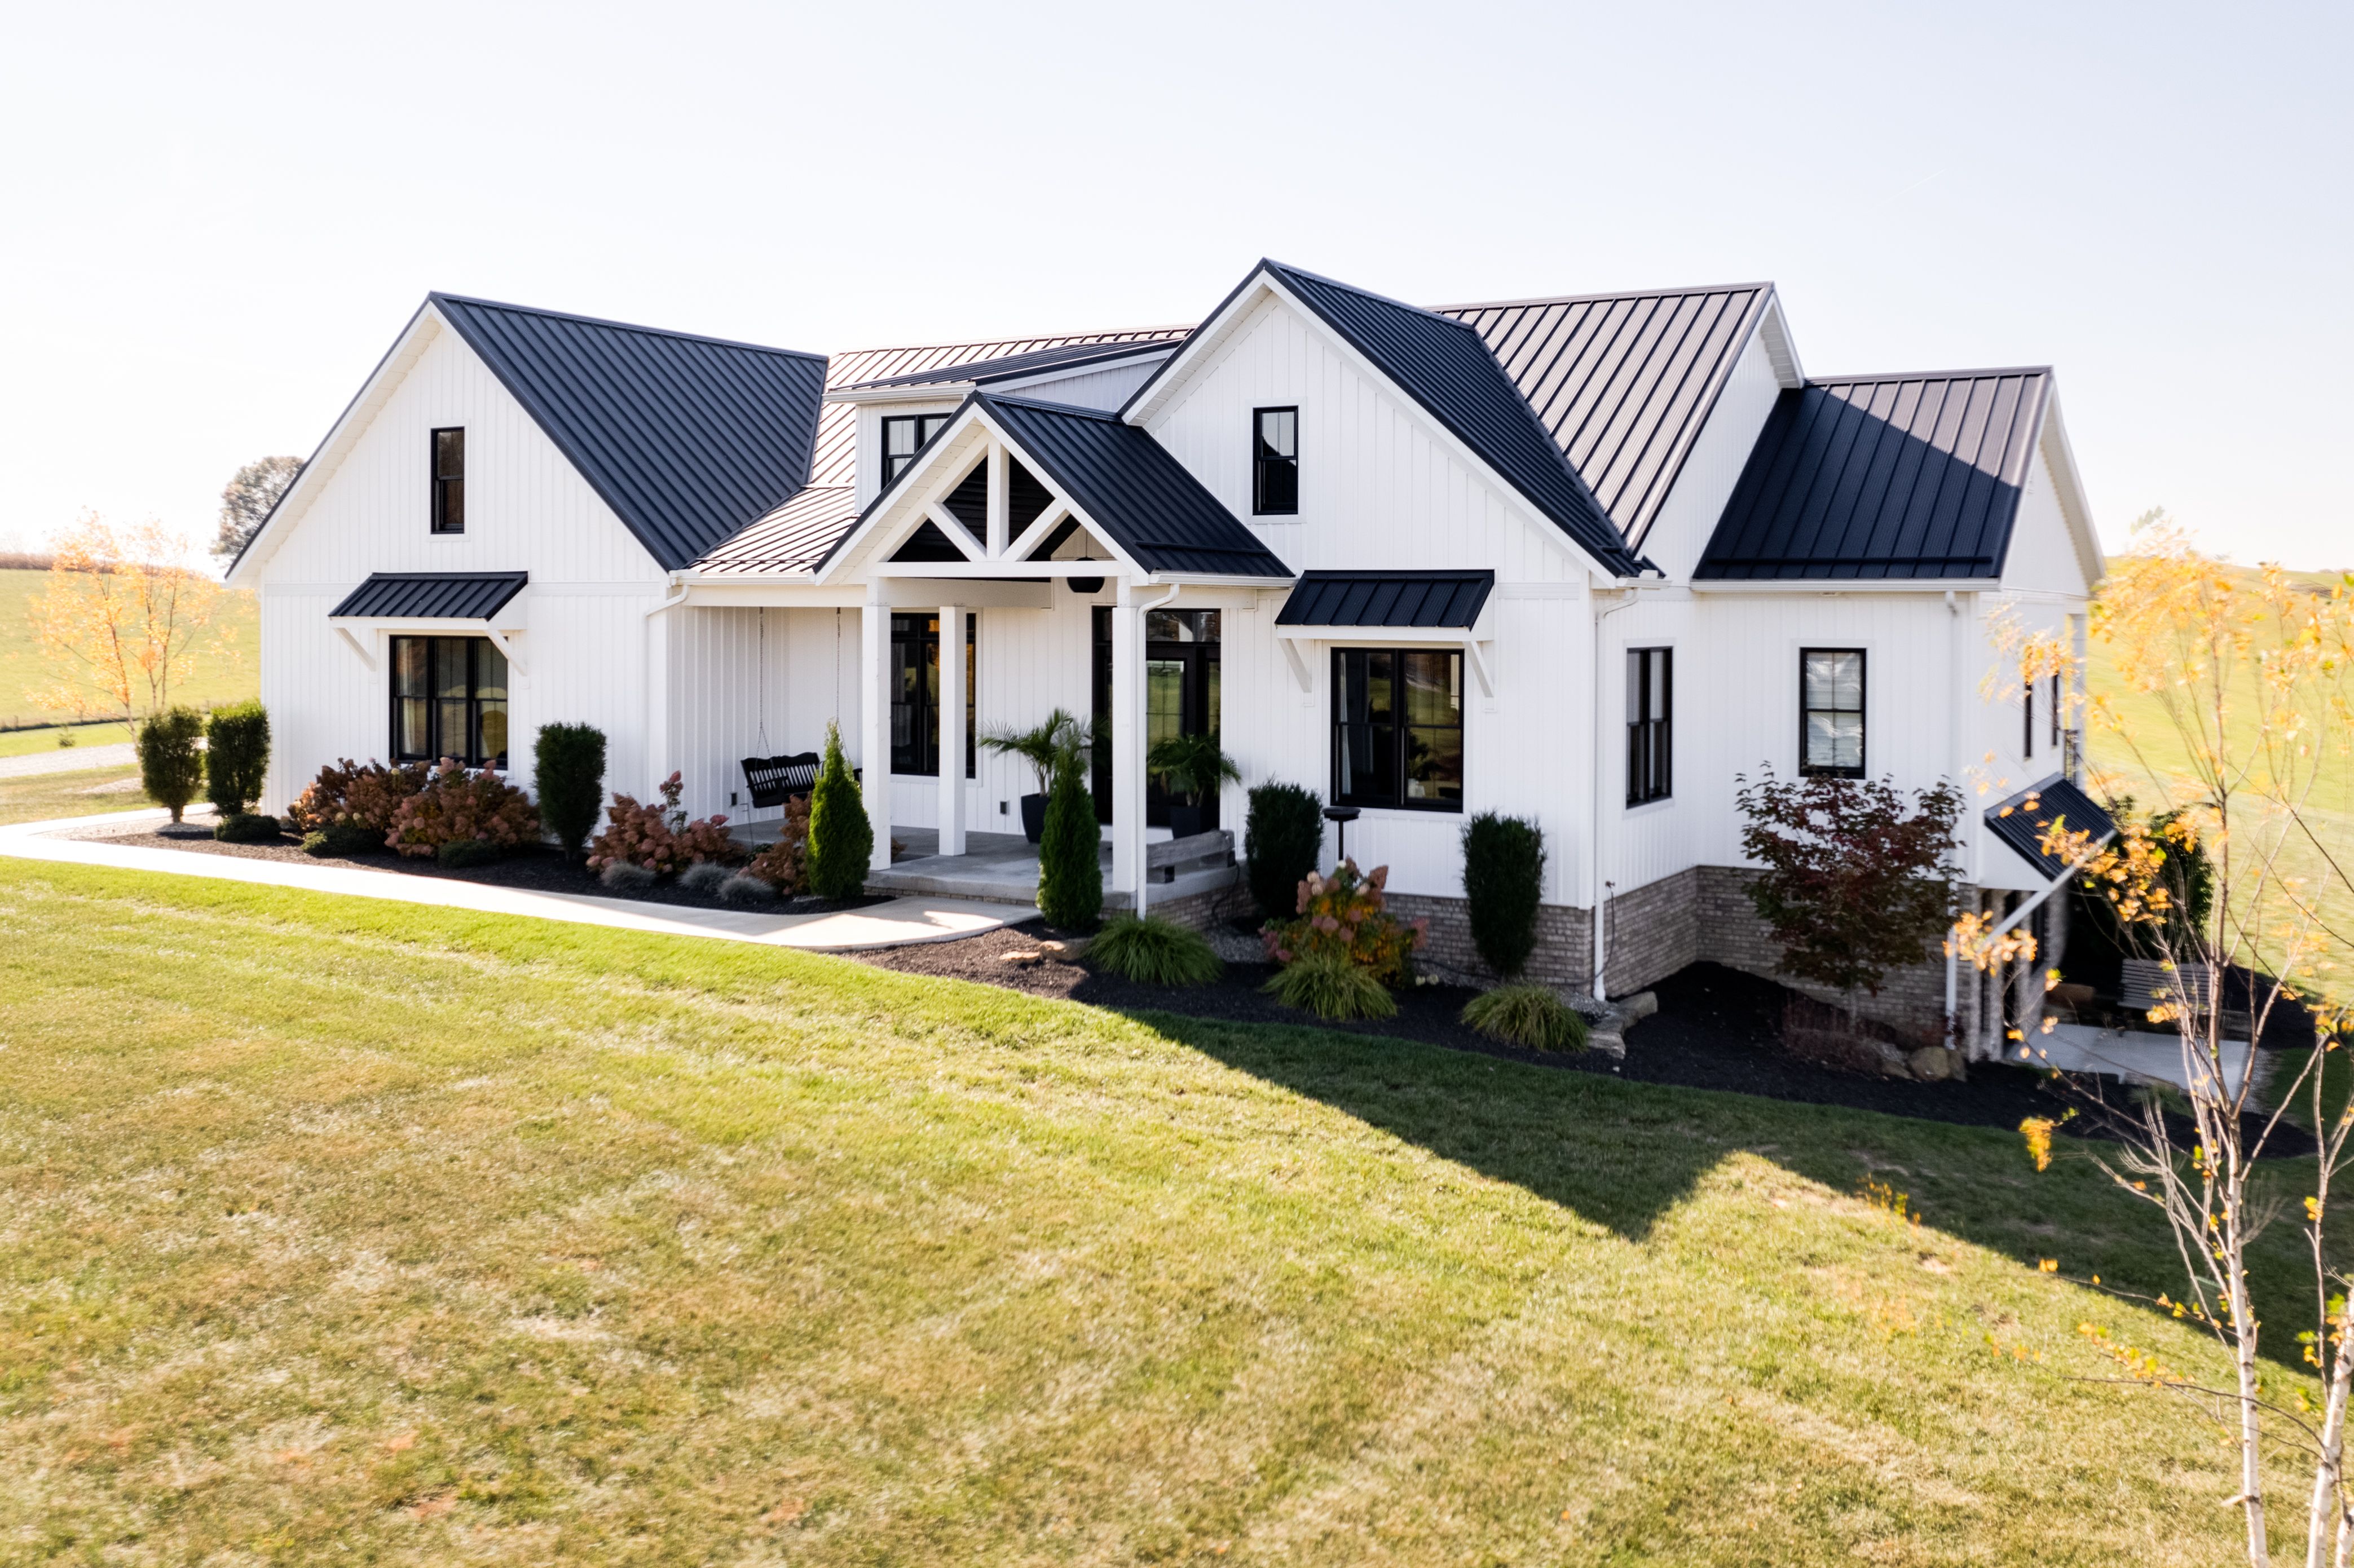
[0,566,258,750]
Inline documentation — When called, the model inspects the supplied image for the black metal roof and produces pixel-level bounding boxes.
[978,395,1291,578]
[1276,570,1493,629]
[1240,263,1639,575]
[329,571,528,620]
[1696,369,2052,581]
[837,339,1176,392]
[430,294,827,572]
[1985,774,2117,878]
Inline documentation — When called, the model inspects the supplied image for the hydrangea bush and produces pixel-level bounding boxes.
[587,771,738,876]
[385,761,541,858]
[742,794,810,893]
[1260,858,1427,987]
[288,759,431,841]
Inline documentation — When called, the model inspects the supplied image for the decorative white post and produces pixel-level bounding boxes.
[1110,579,1145,912]
[859,578,892,871]
[937,603,967,857]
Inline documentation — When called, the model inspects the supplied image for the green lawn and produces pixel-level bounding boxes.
[0,763,154,825]
[0,862,2329,1563]
[0,566,258,736]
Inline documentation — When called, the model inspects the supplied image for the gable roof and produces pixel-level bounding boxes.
[427,294,827,572]
[835,338,1178,393]
[1435,285,1773,545]
[1695,368,2053,581]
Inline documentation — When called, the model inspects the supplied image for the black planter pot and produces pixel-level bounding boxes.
[1167,802,1207,840]
[1019,792,1047,843]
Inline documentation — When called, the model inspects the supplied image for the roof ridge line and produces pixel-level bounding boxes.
[1432,282,1775,313]
[830,325,1193,359]
[1810,365,2054,385]
[427,293,825,363]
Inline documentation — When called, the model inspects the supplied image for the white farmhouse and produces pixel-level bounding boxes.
[227,260,2105,1053]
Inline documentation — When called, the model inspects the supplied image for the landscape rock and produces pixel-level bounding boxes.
[1619,990,1659,1023]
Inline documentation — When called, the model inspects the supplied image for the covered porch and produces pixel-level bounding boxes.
[864,827,1241,912]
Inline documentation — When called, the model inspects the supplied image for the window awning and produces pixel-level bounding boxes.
[329,572,528,621]
[1984,774,2117,877]
[1274,569,1493,629]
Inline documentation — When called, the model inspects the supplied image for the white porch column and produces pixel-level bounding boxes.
[859,580,892,872]
[937,603,967,856]
[1110,580,1147,909]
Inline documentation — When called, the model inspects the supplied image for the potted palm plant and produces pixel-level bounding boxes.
[1147,729,1241,840]
[981,708,1087,843]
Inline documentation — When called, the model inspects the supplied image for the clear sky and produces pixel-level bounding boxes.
[2,1,2345,567]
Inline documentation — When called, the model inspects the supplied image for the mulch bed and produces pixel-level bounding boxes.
[89,827,891,916]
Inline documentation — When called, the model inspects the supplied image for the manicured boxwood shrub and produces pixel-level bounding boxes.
[1090,915,1220,986]
[1244,781,1323,919]
[212,812,282,843]
[1462,811,1545,978]
[1035,741,1101,931]
[204,701,271,819]
[436,837,501,869]
[136,706,206,823]
[804,722,874,903]
[302,823,383,857]
[534,723,607,860]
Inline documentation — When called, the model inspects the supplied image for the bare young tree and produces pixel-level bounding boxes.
[211,454,302,562]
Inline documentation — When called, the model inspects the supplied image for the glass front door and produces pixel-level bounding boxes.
[1092,609,1220,827]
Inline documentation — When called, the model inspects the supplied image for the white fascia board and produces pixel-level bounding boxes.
[823,385,972,406]
[812,404,993,582]
[2035,386,2105,589]
[989,346,1176,395]
[1686,577,2002,594]
[1757,292,1805,388]
[225,301,448,586]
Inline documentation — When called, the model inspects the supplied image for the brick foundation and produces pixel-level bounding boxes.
[1386,892,1595,991]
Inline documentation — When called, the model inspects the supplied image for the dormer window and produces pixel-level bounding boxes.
[1253,407,1298,515]
[430,427,465,534]
[881,413,953,485]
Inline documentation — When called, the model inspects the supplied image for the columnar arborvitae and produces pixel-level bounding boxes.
[804,721,874,902]
[137,706,206,823]
[1462,811,1545,978]
[203,701,271,818]
[1035,743,1101,931]
[534,722,607,859]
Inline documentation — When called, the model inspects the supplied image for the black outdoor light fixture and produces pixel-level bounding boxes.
[1067,575,1103,594]
[1323,804,1360,865]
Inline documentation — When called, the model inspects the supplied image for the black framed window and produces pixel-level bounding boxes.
[2023,675,2035,758]
[1332,648,1463,811]
[1800,648,1865,778]
[1091,608,1222,827]
[881,414,953,485]
[1626,647,1672,805]
[390,635,508,767]
[1253,407,1298,515]
[430,427,465,534]
[2049,672,2062,748]
[891,612,976,778]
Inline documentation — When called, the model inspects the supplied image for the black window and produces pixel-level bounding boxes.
[1253,407,1298,515]
[1626,647,1672,805]
[2049,672,2062,748]
[1800,648,1865,778]
[390,635,508,767]
[881,414,953,485]
[1332,648,1463,811]
[2023,676,2035,759]
[430,427,465,534]
[891,612,976,778]
[1090,608,1222,827]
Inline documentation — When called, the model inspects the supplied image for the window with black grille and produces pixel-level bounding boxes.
[430,428,465,534]
[881,414,953,485]
[1626,647,1672,805]
[1253,407,1298,515]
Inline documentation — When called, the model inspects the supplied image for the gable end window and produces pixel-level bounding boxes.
[1253,407,1298,515]
[390,635,507,767]
[1799,648,1866,778]
[1332,647,1462,811]
[881,414,953,486]
[1626,647,1672,805]
[430,428,465,535]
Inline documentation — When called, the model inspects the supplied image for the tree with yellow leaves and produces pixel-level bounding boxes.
[1961,516,2354,1567]
[27,511,228,727]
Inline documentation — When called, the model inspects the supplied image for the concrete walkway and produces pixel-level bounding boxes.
[0,805,1034,952]
[0,741,135,779]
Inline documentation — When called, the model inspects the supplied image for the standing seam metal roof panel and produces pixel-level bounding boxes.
[1984,775,2117,878]
[1275,570,1495,628]
[430,294,827,573]
[329,572,529,620]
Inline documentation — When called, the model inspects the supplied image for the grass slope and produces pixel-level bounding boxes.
[0,566,258,740]
[0,862,2329,1563]
[0,764,153,825]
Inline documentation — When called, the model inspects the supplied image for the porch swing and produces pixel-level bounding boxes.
[738,608,820,808]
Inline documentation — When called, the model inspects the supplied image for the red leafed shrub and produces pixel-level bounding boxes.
[587,771,739,876]
[742,794,810,892]
[1261,858,1426,986]
[288,758,429,836]
[385,759,541,857]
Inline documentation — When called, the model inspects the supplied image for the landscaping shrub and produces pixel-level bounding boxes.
[288,758,427,845]
[204,701,271,818]
[720,871,778,903]
[1090,915,1221,986]
[1261,859,1426,987]
[1461,984,1588,1052]
[585,772,736,876]
[386,761,540,859]
[1035,740,1101,931]
[534,722,607,860]
[599,860,656,893]
[804,722,874,902]
[436,837,501,869]
[1244,781,1323,919]
[212,812,282,843]
[680,860,732,893]
[1262,952,1397,1021]
[743,794,810,893]
[136,706,205,823]
[1462,811,1545,977]
[301,823,382,858]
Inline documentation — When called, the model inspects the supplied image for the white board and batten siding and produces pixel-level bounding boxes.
[247,317,669,812]
[1628,329,1786,577]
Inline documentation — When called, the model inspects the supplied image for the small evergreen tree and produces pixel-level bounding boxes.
[1244,781,1323,918]
[803,721,873,902]
[534,722,607,859]
[1462,811,1545,977]
[137,706,205,823]
[204,700,271,818]
[1035,739,1102,931]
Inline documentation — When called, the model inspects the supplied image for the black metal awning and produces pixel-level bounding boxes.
[1274,569,1494,629]
[329,572,528,621]
[1984,774,2117,877]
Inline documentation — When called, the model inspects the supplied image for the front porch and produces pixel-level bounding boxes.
[864,826,1240,913]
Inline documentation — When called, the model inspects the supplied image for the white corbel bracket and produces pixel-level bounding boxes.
[482,625,527,677]
[1271,625,1493,698]
[335,625,376,672]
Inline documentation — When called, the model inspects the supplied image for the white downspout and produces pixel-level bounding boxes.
[1588,580,1647,998]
